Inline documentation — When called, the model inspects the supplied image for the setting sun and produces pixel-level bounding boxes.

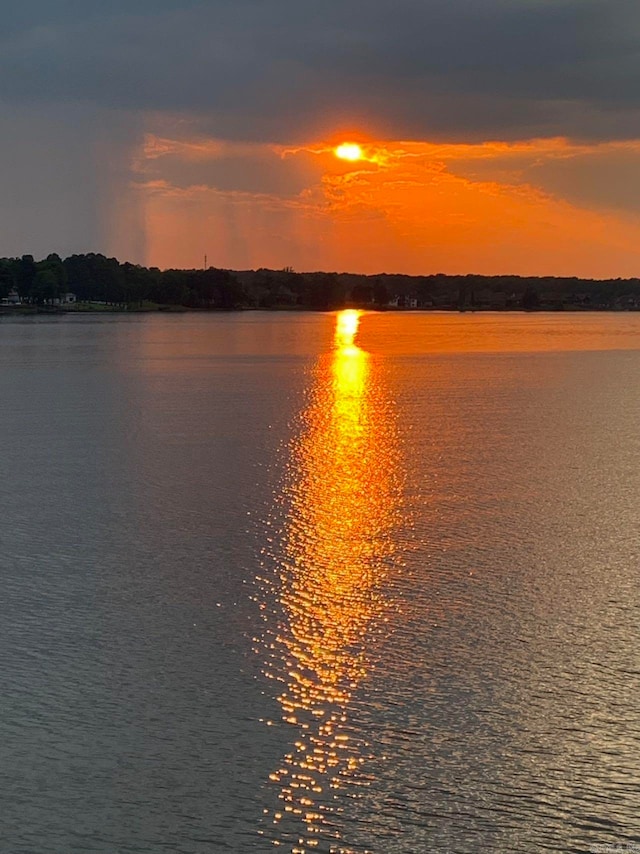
[335,142,363,162]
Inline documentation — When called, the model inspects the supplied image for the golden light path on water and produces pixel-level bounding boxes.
[257,310,402,852]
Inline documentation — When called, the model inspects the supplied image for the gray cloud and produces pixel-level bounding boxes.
[439,144,640,216]
[0,100,143,260]
[1,0,639,141]
[142,150,317,197]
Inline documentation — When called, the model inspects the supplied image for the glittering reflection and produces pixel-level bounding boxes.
[257,310,401,852]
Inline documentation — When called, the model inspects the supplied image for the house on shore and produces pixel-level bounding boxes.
[44,293,77,306]
[388,294,418,309]
[0,288,21,306]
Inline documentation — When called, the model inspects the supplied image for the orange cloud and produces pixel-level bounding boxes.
[124,130,640,277]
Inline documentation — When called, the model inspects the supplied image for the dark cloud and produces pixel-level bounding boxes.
[1,0,638,141]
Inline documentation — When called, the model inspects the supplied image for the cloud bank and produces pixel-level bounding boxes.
[1,0,639,141]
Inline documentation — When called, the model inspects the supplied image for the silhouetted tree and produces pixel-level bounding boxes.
[373,279,389,307]
[17,255,37,301]
[0,260,15,298]
[351,283,374,305]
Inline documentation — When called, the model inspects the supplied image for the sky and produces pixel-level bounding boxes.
[1,0,640,276]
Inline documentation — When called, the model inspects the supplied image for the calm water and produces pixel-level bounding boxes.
[2,311,640,853]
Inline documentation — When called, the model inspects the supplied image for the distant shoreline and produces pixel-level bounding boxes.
[2,303,639,317]
[2,254,640,313]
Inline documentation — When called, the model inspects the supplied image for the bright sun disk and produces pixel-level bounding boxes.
[335,143,363,162]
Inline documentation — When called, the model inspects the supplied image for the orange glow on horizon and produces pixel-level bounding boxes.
[132,129,640,279]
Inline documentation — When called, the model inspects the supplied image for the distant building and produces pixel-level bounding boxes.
[1,288,20,306]
[45,293,77,306]
[388,294,418,309]
[388,294,418,308]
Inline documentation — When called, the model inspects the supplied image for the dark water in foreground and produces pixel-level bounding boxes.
[1,311,639,853]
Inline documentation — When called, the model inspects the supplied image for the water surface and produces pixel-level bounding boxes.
[2,311,639,853]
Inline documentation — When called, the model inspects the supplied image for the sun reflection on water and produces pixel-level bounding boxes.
[257,310,401,852]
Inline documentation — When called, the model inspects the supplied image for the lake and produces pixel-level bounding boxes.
[2,311,639,853]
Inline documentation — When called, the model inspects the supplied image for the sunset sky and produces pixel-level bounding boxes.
[2,0,640,276]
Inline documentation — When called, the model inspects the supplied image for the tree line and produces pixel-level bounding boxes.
[1,252,639,310]
[0,253,246,308]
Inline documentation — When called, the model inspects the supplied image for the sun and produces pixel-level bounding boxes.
[335,142,363,162]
